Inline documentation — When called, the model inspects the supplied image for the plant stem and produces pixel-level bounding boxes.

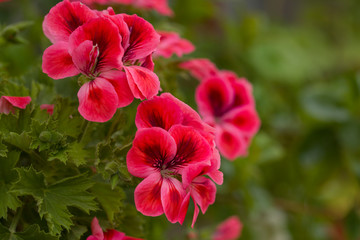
[118,141,133,151]
[106,110,122,140]
[78,120,90,143]
[9,206,23,233]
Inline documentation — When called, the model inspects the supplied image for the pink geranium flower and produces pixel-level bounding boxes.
[196,76,260,160]
[154,31,195,58]
[0,96,31,114]
[87,217,142,240]
[212,216,243,240]
[42,1,161,122]
[127,125,212,223]
[180,58,260,160]
[43,17,130,122]
[40,104,54,115]
[129,93,222,226]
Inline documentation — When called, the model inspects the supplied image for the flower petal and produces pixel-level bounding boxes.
[124,66,160,100]
[139,55,155,71]
[126,127,177,178]
[196,76,234,120]
[182,163,208,189]
[135,95,183,130]
[0,96,31,114]
[134,0,174,16]
[161,177,186,223]
[155,31,195,58]
[43,0,97,43]
[105,14,130,50]
[191,201,200,228]
[121,14,160,61]
[40,104,54,115]
[190,176,216,214]
[42,42,79,79]
[179,59,218,81]
[215,124,246,160]
[212,216,243,240]
[134,173,164,217]
[182,149,223,187]
[222,105,261,136]
[2,96,31,109]
[69,18,123,73]
[161,93,215,144]
[178,192,191,225]
[77,77,118,122]
[104,230,126,240]
[71,40,99,76]
[167,125,212,170]
[208,170,223,186]
[90,217,104,240]
[100,70,134,108]
[231,78,255,108]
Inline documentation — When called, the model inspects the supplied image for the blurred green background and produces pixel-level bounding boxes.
[1,0,360,239]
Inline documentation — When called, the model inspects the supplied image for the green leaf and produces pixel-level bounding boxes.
[48,149,68,164]
[67,142,89,166]
[0,138,8,157]
[0,79,29,97]
[4,132,31,152]
[0,151,21,219]
[0,224,58,240]
[0,114,20,135]
[51,98,83,138]
[91,182,125,222]
[12,168,98,235]
[64,225,87,240]
[95,140,132,182]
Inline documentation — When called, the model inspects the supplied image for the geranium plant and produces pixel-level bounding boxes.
[0,0,260,239]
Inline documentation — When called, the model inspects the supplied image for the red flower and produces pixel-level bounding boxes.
[154,31,195,58]
[43,17,130,122]
[212,216,243,240]
[129,93,222,226]
[196,76,260,159]
[181,58,260,160]
[87,217,142,240]
[0,96,31,114]
[42,1,161,122]
[127,126,212,223]
[40,104,54,115]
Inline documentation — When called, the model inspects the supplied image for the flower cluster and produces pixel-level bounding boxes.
[127,93,223,226]
[87,217,142,240]
[39,0,260,234]
[180,59,261,160]
[42,0,160,122]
